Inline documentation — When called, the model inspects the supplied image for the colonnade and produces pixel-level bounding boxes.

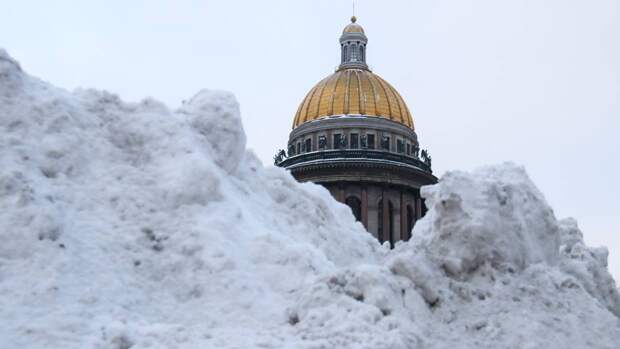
[330,183,425,246]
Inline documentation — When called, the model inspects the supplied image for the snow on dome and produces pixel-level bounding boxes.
[0,49,619,348]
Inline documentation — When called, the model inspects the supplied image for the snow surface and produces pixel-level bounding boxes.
[1,48,619,348]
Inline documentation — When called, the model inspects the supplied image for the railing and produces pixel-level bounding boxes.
[277,149,432,173]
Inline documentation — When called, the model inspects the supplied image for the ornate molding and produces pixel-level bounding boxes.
[279,149,433,173]
[289,115,417,141]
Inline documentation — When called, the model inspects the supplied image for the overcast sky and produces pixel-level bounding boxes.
[1,0,618,280]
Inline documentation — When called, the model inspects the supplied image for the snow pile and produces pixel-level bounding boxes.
[1,49,619,348]
[291,167,620,348]
[416,166,561,274]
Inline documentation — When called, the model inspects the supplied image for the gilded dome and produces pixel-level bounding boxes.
[292,69,414,129]
[343,16,364,33]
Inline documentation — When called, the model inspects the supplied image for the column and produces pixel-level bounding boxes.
[338,185,345,203]
[361,186,368,229]
[326,130,333,149]
[312,132,317,151]
[382,187,389,244]
[400,191,406,241]
[416,190,422,220]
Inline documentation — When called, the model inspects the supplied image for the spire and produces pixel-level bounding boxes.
[339,16,369,71]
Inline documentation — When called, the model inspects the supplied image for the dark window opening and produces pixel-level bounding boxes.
[406,143,411,155]
[333,134,342,149]
[350,133,359,149]
[345,196,362,222]
[305,139,312,152]
[367,134,375,149]
[406,205,415,240]
[297,142,301,154]
[397,139,404,153]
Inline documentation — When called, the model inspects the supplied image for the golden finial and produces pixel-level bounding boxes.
[351,16,357,23]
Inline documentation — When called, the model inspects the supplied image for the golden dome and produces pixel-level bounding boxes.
[293,69,414,129]
[343,16,364,33]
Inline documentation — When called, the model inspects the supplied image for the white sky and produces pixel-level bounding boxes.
[1,0,619,280]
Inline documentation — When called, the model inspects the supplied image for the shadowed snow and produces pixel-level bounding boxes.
[1,49,619,348]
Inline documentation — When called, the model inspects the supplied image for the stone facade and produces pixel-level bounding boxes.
[324,182,425,245]
[279,116,435,246]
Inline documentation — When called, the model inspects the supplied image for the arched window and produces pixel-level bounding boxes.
[378,199,395,248]
[351,43,358,61]
[406,205,415,240]
[345,196,362,222]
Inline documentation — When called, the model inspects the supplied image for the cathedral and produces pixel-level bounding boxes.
[275,17,436,246]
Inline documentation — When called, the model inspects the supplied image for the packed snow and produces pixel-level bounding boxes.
[1,49,619,348]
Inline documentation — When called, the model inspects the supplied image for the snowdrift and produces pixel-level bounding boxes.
[1,49,619,348]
